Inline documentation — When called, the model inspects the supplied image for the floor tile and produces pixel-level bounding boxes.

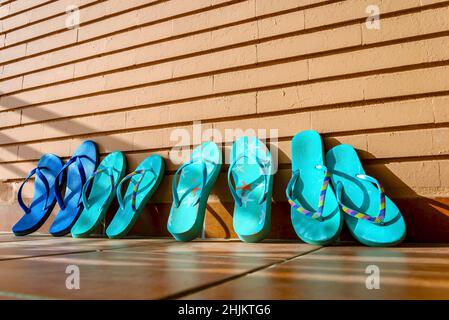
[0,237,168,260]
[184,245,449,299]
[110,240,319,260]
[0,249,283,299]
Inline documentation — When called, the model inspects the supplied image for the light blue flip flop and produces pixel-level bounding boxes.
[167,142,221,242]
[286,130,342,245]
[326,144,406,246]
[106,155,164,239]
[50,141,98,236]
[13,154,63,236]
[71,151,127,238]
[228,136,273,243]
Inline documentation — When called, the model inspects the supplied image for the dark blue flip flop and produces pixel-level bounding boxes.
[50,140,98,236]
[12,154,63,236]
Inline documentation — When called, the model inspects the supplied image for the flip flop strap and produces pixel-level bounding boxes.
[54,155,92,210]
[336,173,386,225]
[227,154,270,207]
[172,159,207,208]
[286,165,330,221]
[17,167,51,214]
[81,167,115,211]
[117,168,156,212]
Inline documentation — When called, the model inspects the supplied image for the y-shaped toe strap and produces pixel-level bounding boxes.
[227,154,270,207]
[172,159,208,208]
[286,165,330,221]
[81,167,116,211]
[54,155,95,211]
[17,167,51,214]
[117,168,157,212]
[336,173,386,225]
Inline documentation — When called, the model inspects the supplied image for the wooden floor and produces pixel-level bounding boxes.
[0,233,448,300]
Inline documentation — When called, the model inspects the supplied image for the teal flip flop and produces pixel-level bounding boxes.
[286,130,342,245]
[228,136,273,243]
[106,155,165,239]
[326,144,406,246]
[71,151,127,238]
[167,142,221,242]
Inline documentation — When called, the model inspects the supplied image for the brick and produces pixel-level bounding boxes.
[0,76,23,93]
[257,24,361,62]
[434,96,449,123]
[25,29,78,56]
[0,43,26,64]
[311,98,436,133]
[213,59,308,93]
[364,65,449,100]
[367,129,435,159]
[310,36,449,79]
[257,9,305,38]
[23,64,75,89]
[0,110,21,127]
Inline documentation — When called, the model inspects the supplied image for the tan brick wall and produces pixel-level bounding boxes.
[1,0,449,240]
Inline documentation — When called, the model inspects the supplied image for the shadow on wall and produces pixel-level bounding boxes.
[1,93,449,241]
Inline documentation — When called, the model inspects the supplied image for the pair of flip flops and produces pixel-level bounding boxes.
[167,137,274,243]
[13,141,98,236]
[287,130,406,246]
[73,152,164,239]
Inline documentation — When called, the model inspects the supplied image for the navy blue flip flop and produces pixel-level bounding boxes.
[50,140,98,236]
[12,154,63,236]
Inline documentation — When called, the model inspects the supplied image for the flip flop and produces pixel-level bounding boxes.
[326,144,406,246]
[71,151,127,238]
[12,154,63,236]
[286,131,342,245]
[106,155,164,239]
[167,142,221,242]
[228,136,273,243]
[50,140,98,236]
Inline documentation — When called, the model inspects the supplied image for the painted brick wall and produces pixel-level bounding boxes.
[1,0,448,241]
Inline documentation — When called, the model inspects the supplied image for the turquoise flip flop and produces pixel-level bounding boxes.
[228,136,273,243]
[326,144,406,246]
[13,154,63,236]
[106,155,165,239]
[167,142,221,242]
[71,151,127,238]
[286,131,342,245]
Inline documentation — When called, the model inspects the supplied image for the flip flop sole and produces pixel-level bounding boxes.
[106,155,165,239]
[50,140,98,236]
[326,144,406,246]
[230,136,273,243]
[71,151,127,238]
[290,131,342,245]
[12,154,63,236]
[168,142,221,242]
